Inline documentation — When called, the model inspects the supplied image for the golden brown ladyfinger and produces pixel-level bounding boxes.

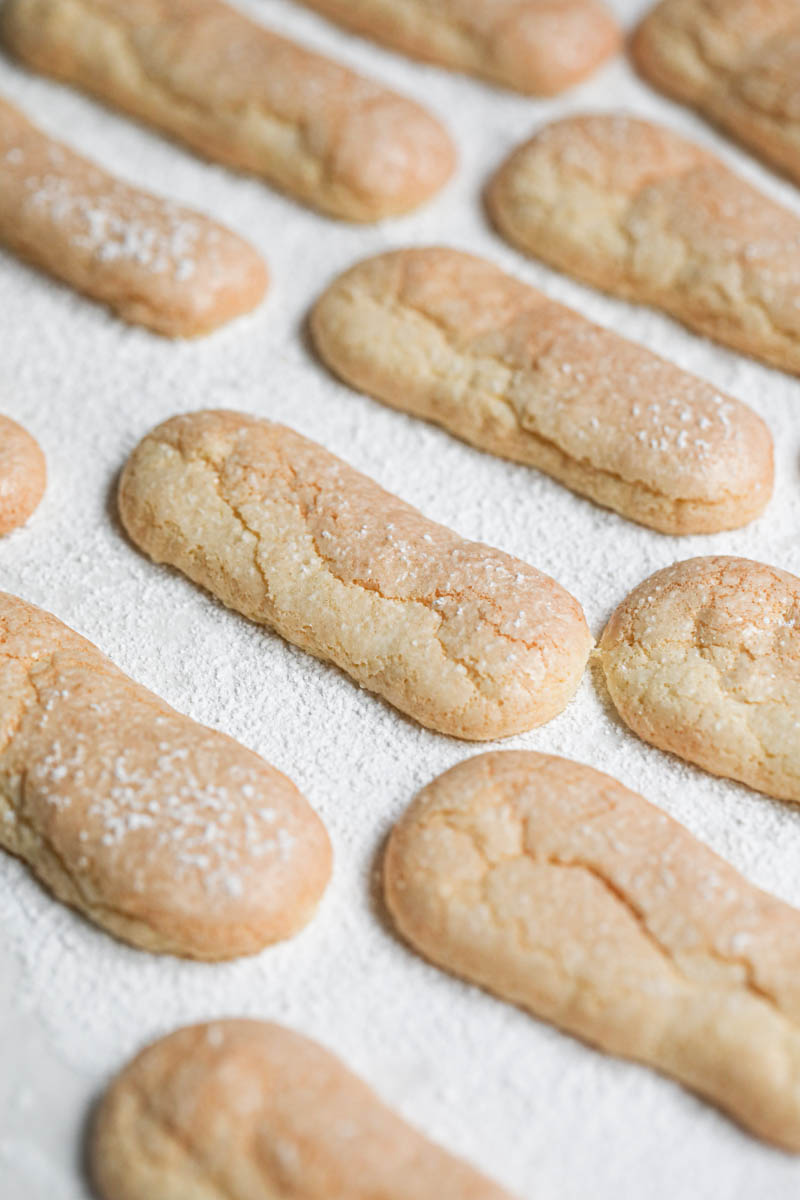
[117,410,592,741]
[488,114,800,374]
[90,1020,514,1200]
[0,591,331,958]
[1,0,456,221]
[633,0,800,185]
[311,247,773,534]
[294,0,620,95]
[0,95,267,336]
[600,556,800,803]
[386,750,800,1150]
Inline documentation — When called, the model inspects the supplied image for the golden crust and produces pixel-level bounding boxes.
[488,113,800,374]
[118,410,592,741]
[0,95,267,336]
[310,247,773,534]
[0,415,46,535]
[90,1020,513,1200]
[0,591,332,958]
[385,749,800,1150]
[600,555,800,802]
[1,0,456,222]
[633,0,800,185]
[294,0,620,95]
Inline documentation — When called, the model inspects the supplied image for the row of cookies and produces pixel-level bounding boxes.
[1,93,798,548]
[2,272,797,1185]
[6,554,800,1182]
[111,414,800,807]
[8,0,800,195]
[0,231,782,538]
[78,746,800,1195]
[6,80,800,377]
[282,0,800,192]
[4,1,800,1194]
[5,273,797,1184]
[1,0,457,225]
[0,0,619,281]
[6,399,798,801]
[286,0,800,195]
[0,0,795,385]
[19,738,800,1199]
[5,408,800,938]
[3,401,796,780]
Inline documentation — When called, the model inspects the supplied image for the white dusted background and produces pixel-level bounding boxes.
[2,1,800,1196]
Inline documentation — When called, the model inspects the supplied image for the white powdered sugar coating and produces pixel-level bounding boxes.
[19,164,205,280]
[5,639,299,871]
[3,1,800,1198]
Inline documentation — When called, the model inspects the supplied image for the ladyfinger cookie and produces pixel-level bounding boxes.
[0,591,331,958]
[600,556,800,803]
[311,248,773,535]
[0,416,45,535]
[633,0,800,186]
[385,750,800,1149]
[488,114,800,374]
[0,96,267,336]
[91,1020,513,1200]
[118,411,592,741]
[1,0,456,222]
[294,0,620,96]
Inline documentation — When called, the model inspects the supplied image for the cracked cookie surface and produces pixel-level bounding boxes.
[600,555,800,802]
[633,0,800,186]
[0,591,331,958]
[385,749,800,1149]
[1,0,456,222]
[488,113,800,374]
[0,95,267,336]
[90,1019,514,1200]
[311,247,773,534]
[293,0,620,95]
[118,410,591,741]
[0,415,46,535]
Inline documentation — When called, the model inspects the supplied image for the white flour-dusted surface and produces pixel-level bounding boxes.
[2,1,800,1196]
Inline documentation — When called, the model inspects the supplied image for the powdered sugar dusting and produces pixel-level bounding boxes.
[21,170,204,281]
[2,2,800,1198]
[20,678,299,903]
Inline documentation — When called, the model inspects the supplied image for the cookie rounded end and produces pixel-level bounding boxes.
[0,415,46,536]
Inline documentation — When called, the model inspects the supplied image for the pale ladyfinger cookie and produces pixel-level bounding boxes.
[1,0,456,222]
[311,248,773,535]
[0,96,267,336]
[0,416,45,535]
[117,411,592,741]
[633,0,800,186]
[488,114,800,374]
[385,750,800,1150]
[600,556,800,803]
[0,591,331,958]
[91,1020,514,1200]
[294,0,620,95]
